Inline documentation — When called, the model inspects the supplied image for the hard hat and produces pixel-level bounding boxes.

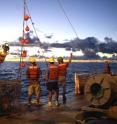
[57,57,63,62]
[29,57,36,63]
[49,57,55,63]
[2,43,9,51]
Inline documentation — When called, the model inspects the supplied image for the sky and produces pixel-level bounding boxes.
[0,0,117,43]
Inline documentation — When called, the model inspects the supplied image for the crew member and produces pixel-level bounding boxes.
[57,53,72,103]
[26,57,41,105]
[0,43,9,63]
[46,57,59,107]
[104,60,111,75]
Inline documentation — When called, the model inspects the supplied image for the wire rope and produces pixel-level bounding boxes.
[57,0,79,40]
[57,0,99,76]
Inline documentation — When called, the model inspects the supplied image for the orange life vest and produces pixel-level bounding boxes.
[27,65,40,80]
[58,63,69,77]
[0,50,7,63]
[48,65,58,80]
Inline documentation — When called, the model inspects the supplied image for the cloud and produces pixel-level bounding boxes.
[63,39,69,41]
[14,34,117,59]
[25,32,40,44]
[18,32,41,46]
[45,34,53,39]
[82,49,100,59]
[50,36,117,59]
[98,37,117,54]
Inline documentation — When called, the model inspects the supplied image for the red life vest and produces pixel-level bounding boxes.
[48,65,58,80]
[58,63,69,77]
[27,65,40,80]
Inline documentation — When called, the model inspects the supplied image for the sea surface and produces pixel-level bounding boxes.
[0,62,117,104]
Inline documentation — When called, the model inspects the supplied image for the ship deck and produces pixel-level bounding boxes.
[0,94,88,124]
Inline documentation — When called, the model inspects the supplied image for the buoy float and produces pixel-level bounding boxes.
[20,62,26,68]
[21,50,27,57]
[20,39,29,44]
[25,25,30,31]
[24,15,30,21]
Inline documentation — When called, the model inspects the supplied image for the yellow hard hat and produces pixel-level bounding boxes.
[29,57,36,63]
[48,57,55,63]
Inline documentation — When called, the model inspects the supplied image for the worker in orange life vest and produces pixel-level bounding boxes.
[26,57,41,105]
[0,43,9,63]
[46,57,59,107]
[57,53,72,103]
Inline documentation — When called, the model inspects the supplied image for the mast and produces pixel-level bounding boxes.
[18,0,48,79]
[18,0,29,78]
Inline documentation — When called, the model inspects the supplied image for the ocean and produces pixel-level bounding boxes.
[0,62,117,104]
